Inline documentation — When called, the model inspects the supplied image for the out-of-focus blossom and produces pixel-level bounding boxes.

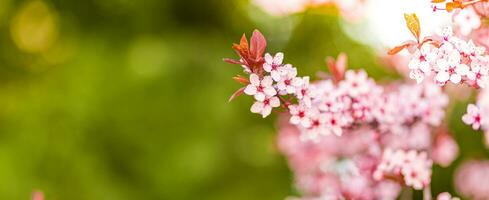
[455,160,489,200]
[251,0,368,21]
[437,192,460,200]
[453,8,481,36]
[32,191,44,200]
[374,149,432,190]
[471,27,489,50]
[432,131,459,167]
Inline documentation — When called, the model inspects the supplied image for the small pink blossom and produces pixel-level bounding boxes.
[276,65,303,94]
[263,52,285,81]
[250,96,280,118]
[289,104,312,128]
[453,8,481,36]
[244,74,277,101]
[462,104,483,130]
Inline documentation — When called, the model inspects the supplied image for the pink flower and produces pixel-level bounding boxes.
[408,45,436,74]
[289,104,312,128]
[462,104,483,130]
[322,113,344,136]
[250,95,280,118]
[276,65,303,94]
[467,58,489,88]
[453,8,481,36]
[295,76,315,107]
[263,52,284,81]
[339,70,371,97]
[244,74,277,101]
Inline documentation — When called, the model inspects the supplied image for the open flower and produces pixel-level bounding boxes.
[289,104,312,128]
[453,8,481,36]
[276,65,303,94]
[462,104,483,130]
[244,74,277,101]
[251,96,280,118]
[263,52,284,81]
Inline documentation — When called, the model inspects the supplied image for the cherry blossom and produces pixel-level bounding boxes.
[453,8,481,36]
[462,104,483,130]
[250,95,280,118]
[244,74,277,101]
[289,104,312,128]
[276,65,303,95]
[263,52,285,81]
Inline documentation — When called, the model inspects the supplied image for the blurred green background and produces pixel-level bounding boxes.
[0,0,487,199]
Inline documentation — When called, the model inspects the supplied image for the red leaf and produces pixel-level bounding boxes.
[326,53,347,83]
[228,87,245,102]
[250,30,267,60]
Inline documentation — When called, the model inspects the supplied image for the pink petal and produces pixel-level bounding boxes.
[249,74,260,85]
[269,97,280,107]
[261,106,272,118]
[273,52,284,64]
[263,87,277,96]
[261,76,273,86]
[250,101,263,114]
[254,93,265,102]
[264,53,273,63]
[244,85,257,95]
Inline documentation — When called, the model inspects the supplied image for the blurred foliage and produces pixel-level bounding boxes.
[0,0,486,199]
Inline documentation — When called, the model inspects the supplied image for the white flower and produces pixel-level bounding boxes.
[244,74,277,101]
[250,96,280,118]
[263,52,284,81]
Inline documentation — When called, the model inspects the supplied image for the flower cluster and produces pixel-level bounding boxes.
[407,27,488,87]
[225,29,458,199]
[373,149,432,190]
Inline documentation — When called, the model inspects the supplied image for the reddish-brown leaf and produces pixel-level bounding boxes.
[404,13,421,41]
[232,75,250,85]
[228,87,245,102]
[388,44,410,55]
[326,53,347,83]
[250,30,267,60]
